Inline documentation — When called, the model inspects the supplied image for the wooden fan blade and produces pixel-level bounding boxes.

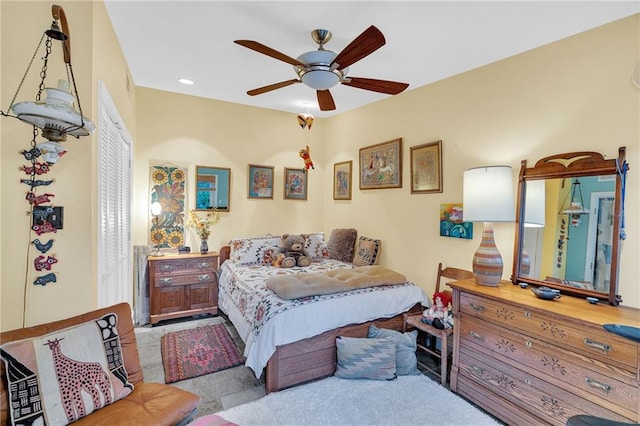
[342,77,409,95]
[317,90,336,111]
[234,40,306,67]
[247,79,300,96]
[332,25,386,71]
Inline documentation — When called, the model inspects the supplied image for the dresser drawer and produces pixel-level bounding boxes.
[459,349,634,425]
[153,272,215,287]
[459,313,638,415]
[459,293,638,369]
[153,257,216,275]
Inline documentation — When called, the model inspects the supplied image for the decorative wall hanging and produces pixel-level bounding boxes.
[410,140,443,194]
[439,203,473,240]
[299,145,314,171]
[149,165,187,250]
[297,113,314,130]
[284,167,308,200]
[359,138,402,190]
[248,164,274,199]
[333,161,352,200]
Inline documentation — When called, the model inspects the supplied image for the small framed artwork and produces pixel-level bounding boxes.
[440,203,473,239]
[359,138,402,190]
[333,160,352,200]
[284,167,307,200]
[410,140,443,194]
[248,164,274,199]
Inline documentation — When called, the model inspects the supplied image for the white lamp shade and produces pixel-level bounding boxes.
[524,180,545,227]
[463,166,514,222]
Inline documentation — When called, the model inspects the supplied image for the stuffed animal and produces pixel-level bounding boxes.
[299,145,314,171]
[275,234,311,268]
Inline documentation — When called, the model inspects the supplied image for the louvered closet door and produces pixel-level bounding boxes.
[98,81,132,308]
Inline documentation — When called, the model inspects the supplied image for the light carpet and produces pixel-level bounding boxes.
[191,375,501,426]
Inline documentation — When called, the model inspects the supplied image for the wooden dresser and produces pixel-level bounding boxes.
[148,253,218,325]
[448,279,639,425]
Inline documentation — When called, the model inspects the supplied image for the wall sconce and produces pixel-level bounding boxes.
[463,166,515,286]
[561,178,589,227]
[1,5,94,141]
[150,202,164,257]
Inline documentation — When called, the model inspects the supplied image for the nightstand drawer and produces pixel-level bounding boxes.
[153,272,214,287]
[153,258,216,274]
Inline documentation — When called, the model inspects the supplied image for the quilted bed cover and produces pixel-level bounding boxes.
[218,259,428,377]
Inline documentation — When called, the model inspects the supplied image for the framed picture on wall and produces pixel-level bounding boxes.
[333,160,352,200]
[359,138,402,190]
[410,140,443,194]
[284,167,307,200]
[248,164,274,199]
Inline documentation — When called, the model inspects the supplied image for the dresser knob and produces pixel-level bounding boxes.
[160,264,173,271]
[583,338,612,354]
[197,262,210,268]
[470,303,485,313]
[160,278,172,285]
[199,274,209,281]
[469,331,485,341]
[586,377,613,394]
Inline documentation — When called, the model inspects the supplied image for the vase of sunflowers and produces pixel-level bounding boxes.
[186,209,219,254]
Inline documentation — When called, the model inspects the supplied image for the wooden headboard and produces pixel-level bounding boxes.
[219,245,230,265]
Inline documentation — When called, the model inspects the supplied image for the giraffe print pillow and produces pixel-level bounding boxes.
[0,313,133,426]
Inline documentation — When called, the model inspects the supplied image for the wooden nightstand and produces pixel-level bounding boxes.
[148,252,218,325]
[403,312,453,387]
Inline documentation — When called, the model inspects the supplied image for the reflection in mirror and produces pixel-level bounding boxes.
[512,148,628,305]
[195,166,230,212]
[520,176,615,292]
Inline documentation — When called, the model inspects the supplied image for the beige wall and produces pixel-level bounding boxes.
[322,15,639,306]
[1,1,135,330]
[2,4,638,331]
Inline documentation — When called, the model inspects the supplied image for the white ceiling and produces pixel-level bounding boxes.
[104,1,638,118]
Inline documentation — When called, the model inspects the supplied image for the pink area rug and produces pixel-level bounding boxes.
[161,323,243,383]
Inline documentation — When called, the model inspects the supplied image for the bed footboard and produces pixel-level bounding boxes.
[264,304,422,393]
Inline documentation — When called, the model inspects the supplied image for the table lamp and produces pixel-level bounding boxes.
[463,166,514,286]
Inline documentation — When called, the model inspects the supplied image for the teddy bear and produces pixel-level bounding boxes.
[275,234,311,268]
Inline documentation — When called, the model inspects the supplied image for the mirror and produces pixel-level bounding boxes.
[512,148,628,305]
[195,166,231,212]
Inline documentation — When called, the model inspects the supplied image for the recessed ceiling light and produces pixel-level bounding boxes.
[178,78,194,85]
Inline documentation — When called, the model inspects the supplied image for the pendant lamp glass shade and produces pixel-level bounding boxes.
[463,166,515,286]
[11,79,95,142]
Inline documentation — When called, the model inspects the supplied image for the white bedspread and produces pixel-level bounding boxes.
[218,259,428,377]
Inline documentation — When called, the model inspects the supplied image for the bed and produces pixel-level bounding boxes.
[217,233,427,393]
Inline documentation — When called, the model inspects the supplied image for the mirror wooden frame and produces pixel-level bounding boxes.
[195,165,231,212]
[511,147,627,306]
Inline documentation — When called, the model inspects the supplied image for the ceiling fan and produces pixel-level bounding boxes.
[234,26,409,111]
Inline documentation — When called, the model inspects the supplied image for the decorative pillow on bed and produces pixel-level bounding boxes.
[302,232,329,260]
[334,336,397,380]
[368,325,420,376]
[0,313,133,426]
[327,228,358,263]
[353,236,381,266]
[229,235,282,265]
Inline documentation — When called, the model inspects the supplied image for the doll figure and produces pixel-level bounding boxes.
[422,291,454,329]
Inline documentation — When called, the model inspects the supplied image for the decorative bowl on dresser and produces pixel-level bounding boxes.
[147,252,219,325]
[448,279,639,426]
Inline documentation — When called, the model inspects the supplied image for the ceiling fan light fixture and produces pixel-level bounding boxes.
[301,70,340,90]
